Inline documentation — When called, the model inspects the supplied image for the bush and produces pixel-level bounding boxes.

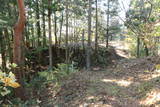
[39,63,78,82]
[26,63,78,99]
[0,71,20,105]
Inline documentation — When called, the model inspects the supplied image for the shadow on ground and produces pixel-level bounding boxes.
[39,56,160,107]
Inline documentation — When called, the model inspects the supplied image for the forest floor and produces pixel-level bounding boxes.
[39,42,160,107]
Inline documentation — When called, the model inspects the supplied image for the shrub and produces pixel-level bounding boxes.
[0,71,20,105]
[39,63,78,82]
[27,63,78,99]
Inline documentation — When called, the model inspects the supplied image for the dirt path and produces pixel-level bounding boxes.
[109,41,129,58]
[40,56,160,107]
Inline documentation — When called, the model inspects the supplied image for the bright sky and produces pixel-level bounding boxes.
[100,0,131,22]
[119,0,131,20]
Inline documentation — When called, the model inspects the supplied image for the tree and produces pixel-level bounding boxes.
[42,0,46,47]
[65,0,69,64]
[48,0,53,69]
[0,30,6,71]
[13,0,26,100]
[104,0,119,48]
[106,0,110,48]
[36,0,41,46]
[95,0,98,54]
[125,0,160,57]
[86,0,92,70]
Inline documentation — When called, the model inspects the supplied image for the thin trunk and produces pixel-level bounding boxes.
[0,31,6,71]
[82,29,85,52]
[42,4,46,47]
[73,19,76,43]
[65,0,69,64]
[59,12,63,47]
[10,30,14,63]
[31,12,35,47]
[48,0,53,69]
[95,0,98,54]
[36,0,41,46]
[144,42,149,56]
[106,0,110,48]
[54,12,58,47]
[86,0,92,70]
[13,0,26,100]
[24,22,29,46]
[137,37,140,58]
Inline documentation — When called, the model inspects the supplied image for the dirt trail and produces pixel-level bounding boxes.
[40,56,160,107]
[109,41,129,58]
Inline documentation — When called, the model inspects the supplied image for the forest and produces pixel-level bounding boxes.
[0,0,160,106]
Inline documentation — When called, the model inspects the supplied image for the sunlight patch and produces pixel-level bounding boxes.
[140,89,160,106]
[102,79,132,87]
[87,96,95,100]
[144,74,160,81]
[79,103,112,107]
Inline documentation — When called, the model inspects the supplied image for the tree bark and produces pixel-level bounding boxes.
[13,0,26,100]
[137,36,140,58]
[82,29,85,52]
[86,0,92,70]
[95,0,98,54]
[31,11,35,47]
[54,11,58,47]
[59,12,63,47]
[0,31,6,71]
[143,42,149,56]
[42,4,46,47]
[48,0,53,69]
[106,0,110,48]
[65,0,69,64]
[36,0,41,46]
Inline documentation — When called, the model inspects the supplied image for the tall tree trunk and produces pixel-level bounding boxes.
[24,22,29,46]
[13,0,26,100]
[86,0,92,70]
[36,0,41,46]
[42,4,46,47]
[48,0,53,69]
[65,0,69,64]
[95,0,98,54]
[73,18,76,43]
[54,11,58,47]
[59,12,63,47]
[82,29,85,52]
[10,30,14,63]
[106,0,110,48]
[31,11,35,47]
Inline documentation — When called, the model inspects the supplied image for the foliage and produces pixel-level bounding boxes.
[155,64,160,72]
[125,0,160,57]
[127,39,146,57]
[25,63,78,100]
[0,71,20,105]
[39,63,78,82]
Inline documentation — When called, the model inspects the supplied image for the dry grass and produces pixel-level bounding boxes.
[40,56,160,107]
